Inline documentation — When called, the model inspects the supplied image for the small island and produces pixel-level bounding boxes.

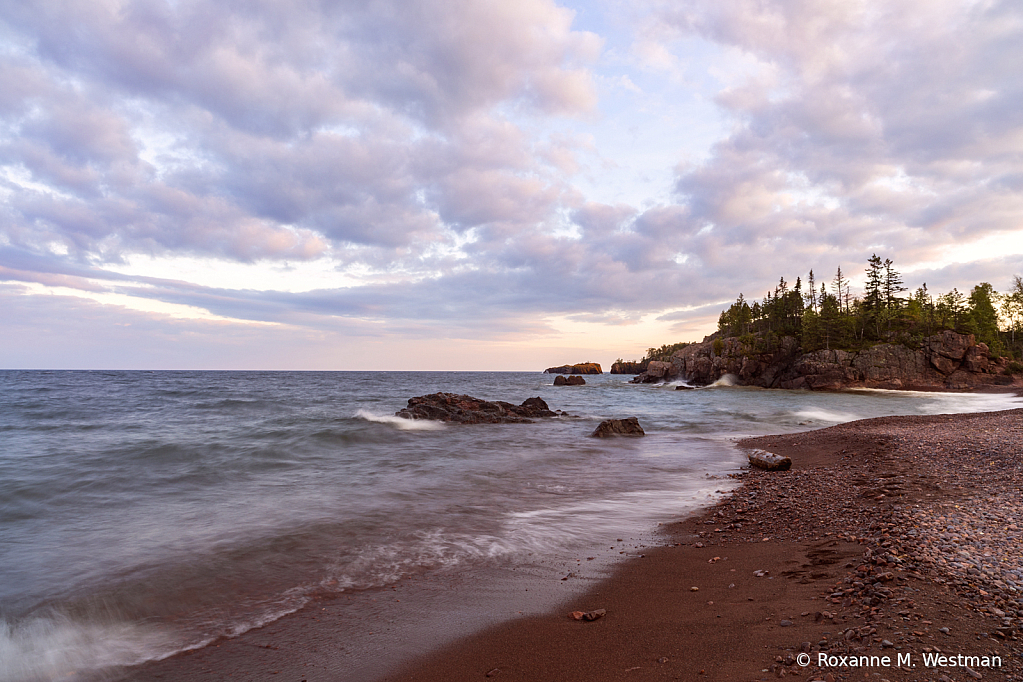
[544,362,602,375]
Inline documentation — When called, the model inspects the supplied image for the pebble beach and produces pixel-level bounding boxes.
[732,407,1023,681]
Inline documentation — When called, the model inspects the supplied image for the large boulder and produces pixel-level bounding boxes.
[747,449,792,471]
[590,417,645,437]
[554,375,586,386]
[396,393,563,424]
[926,330,974,361]
[963,343,991,373]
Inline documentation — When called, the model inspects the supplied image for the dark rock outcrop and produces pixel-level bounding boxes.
[396,393,563,424]
[590,417,645,437]
[554,375,586,386]
[610,361,646,374]
[544,363,602,375]
[629,331,1017,391]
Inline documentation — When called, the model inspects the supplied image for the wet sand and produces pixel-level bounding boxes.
[124,408,1023,682]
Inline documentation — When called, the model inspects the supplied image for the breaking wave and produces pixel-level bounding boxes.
[354,409,445,431]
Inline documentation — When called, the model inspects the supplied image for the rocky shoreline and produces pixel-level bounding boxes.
[632,330,1020,391]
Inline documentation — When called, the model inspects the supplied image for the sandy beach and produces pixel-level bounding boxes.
[125,407,1023,682]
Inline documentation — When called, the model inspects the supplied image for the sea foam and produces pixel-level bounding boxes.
[0,615,175,682]
[354,409,445,431]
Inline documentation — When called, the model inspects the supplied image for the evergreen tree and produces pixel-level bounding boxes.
[936,288,966,329]
[881,258,906,332]
[863,254,884,338]
[806,269,817,313]
[967,283,1003,354]
[911,284,934,336]
[832,266,850,314]
[1001,276,1023,354]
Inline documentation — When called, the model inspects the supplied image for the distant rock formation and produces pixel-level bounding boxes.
[629,331,1017,391]
[610,361,646,374]
[590,417,645,437]
[544,363,602,375]
[554,375,586,386]
[396,393,565,423]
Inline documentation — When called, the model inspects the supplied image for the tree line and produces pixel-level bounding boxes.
[716,256,1023,359]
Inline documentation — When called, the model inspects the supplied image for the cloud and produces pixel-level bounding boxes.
[3,0,1023,368]
[0,0,599,266]
[655,0,1023,276]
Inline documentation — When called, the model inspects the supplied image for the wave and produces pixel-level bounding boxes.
[0,614,177,682]
[709,374,739,387]
[354,409,445,431]
[791,408,861,424]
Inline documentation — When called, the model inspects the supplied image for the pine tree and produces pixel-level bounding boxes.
[881,258,906,332]
[832,266,850,314]
[806,269,817,313]
[863,255,884,338]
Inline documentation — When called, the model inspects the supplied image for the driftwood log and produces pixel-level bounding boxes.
[747,449,792,471]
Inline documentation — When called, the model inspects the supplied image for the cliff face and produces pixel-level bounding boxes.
[631,331,1017,391]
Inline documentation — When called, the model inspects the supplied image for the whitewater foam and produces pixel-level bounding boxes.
[355,409,445,431]
[0,615,176,682]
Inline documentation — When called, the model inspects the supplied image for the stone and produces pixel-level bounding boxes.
[396,393,561,424]
[747,449,792,471]
[570,609,606,621]
[590,417,645,437]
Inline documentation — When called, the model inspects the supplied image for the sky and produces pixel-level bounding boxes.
[2,0,1022,370]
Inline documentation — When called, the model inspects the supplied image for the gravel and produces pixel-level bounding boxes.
[726,408,1023,681]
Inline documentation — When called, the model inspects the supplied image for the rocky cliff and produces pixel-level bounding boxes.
[631,330,1018,391]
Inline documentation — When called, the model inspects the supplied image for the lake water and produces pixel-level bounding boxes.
[1,370,1019,681]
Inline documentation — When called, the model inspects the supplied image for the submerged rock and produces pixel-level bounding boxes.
[396,393,562,424]
[590,417,645,437]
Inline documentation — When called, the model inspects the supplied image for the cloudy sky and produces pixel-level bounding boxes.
[2,0,1021,370]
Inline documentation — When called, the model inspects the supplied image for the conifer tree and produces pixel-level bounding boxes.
[863,254,884,338]
[806,269,817,313]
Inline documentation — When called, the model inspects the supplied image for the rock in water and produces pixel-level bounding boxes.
[747,449,792,471]
[590,417,645,437]
[544,363,602,374]
[395,393,561,424]
[554,375,586,386]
